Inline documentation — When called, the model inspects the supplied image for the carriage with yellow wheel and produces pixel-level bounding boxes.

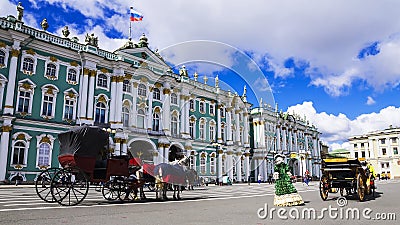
[319,158,375,201]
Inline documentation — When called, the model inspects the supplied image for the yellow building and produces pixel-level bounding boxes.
[349,126,400,179]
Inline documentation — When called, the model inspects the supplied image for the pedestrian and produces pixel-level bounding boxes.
[303,174,309,186]
[268,173,273,184]
[258,174,262,185]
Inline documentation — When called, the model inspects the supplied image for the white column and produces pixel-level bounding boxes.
[164,145,169,163]
[294,131,298,153]
[131,83,137,127]
[115,77,124,127]
[305,135,309,153]
[158,144,164,163]
[260,121,265,147]
[180,95,185,136]
[227,150,233,180]
[86,72,96,123]
[218,150,223,182]
[153,151,158,165]
[276,126,281,152]
[184,98,190,134]
[243,111,249,147]
[217,105,222,143]
[387,138,392,156]
[0,123,12,181]
[245,153,250,182]
[369,139,374,158]
[282,128,287,152]
[114,139,121,156]
[121,139,127,155]
[236,155,242,182]
[147,88,153,130]
[109,76,117,123]
[3,48,20,115]
[288,130,293,152]
[162,88,171,135]
[235,110,240,144]
[79,72,89,119]
[226,109,232,142]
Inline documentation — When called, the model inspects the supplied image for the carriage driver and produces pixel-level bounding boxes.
[366,162,376,179]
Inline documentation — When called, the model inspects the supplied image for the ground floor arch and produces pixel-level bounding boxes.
[168,143,184,162]
[128,139,156,164]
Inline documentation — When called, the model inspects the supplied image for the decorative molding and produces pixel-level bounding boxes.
[90,70,97,77]
[100,68,109,73]
[83,68,90,75]
[140,77,148,83]
[26,49,35,55]
[98,95,107,103]
[70,61,78,66]
[11,49,20,57]
[125,74,133,80]
[163,89,171,94]
[2,125,12,132]
[49,56,57,62]
[111,76,117,82]
[40,136,51,144]
[0,42,6,48]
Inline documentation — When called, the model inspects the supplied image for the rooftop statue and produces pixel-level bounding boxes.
[62,26,70,38]
[41,18,49,31]
[17,2,24,21]
[85,33,98,47]
[179,65,188,77]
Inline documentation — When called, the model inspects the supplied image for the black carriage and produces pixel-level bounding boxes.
[319,158,375,201]
[35,126,141,206]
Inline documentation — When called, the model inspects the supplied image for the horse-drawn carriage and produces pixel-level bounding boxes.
[319,158,375,201]
[35,126,152,206]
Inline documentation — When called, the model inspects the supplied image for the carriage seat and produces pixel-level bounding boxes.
[93,159,108,180]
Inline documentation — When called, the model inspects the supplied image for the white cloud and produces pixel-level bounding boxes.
[366,96,376,105]
[286,101,400,149]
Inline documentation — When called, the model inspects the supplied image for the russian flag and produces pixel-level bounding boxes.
[130,7,143,22]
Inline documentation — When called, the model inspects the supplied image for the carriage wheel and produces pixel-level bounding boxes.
[357,174,365,201]
[35,168,59,203]
[50,167,89,206]
[319,176,329,201]
[118,182,136,202]
[102,180,120,201]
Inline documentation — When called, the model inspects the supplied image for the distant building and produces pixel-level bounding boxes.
[349,126,400,179]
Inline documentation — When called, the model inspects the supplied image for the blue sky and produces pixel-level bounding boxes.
[3,0,400,149]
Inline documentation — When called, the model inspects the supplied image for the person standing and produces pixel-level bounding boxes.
[268,173,273,184]
[258,174,262,185]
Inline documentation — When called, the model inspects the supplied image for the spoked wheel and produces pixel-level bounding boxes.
[319,175,329,201]
[50,167,89,206]
[102,180,120,201]
[35,168,59,202]
[118,182,136,202]
[357,174,365,201]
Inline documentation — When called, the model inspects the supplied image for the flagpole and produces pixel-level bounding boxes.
[129,6,133,40]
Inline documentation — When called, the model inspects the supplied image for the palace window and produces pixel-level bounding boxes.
[17,91,31,113]
[189,120,195,139]
[382,148,387,156]
[95,102,107,124]
[380,139,386,144]
[210,153,216,174]
[0,50,5,65]
[41,95,54,117]
[199,101,205,113]
[199,119,205,140]
[189,99,195,111]
[361,151,365,158]
[45,63,57,79]
[209,124,215,142]
[200,154,206,174]
[22,57,34,73]
[221,125,225,142]
[37,143,51,167]
[220,107,225,118]
[122,106,130,127]
[171,115,178,137]
[67,69,77,83]
[153,88,160,100]
[12,142,26,165]
[152,112,160,131]
[64,99,74,120]
[138,83,147,97]
[189,155,195,170]
[123,80,131,93]
[392,138,397,144]
[97,74,108,88]
[137,109,145,129]
[394,147,398,155]
[209,104,215,115]
[171,93,178,105]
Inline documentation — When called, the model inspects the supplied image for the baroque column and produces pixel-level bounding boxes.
[217,104,222,143]
[162,85,171,135]
[86,70,96,123]
[3,47,20,115]
[79,68,89,120]
[0,123,12,181]
[109,76,117,124]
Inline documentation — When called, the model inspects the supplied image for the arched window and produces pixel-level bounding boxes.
[12,142,25,165]
[152,112,160,131]
[209,104,215,115]
[97,74,108,88]
[171,115,178,136]
[0,50,5,65]
[209,123,215,142]
[122,106,130,127]
[189,99,194,111]
[200,153,206,174]
[41,94,54,117]
[46,63,57,77]
[95,102,106,123]
[138,83,147,97]
[17,91,31,113]
[153,88,160,100]
[137,109,145,129]
[199,101,205,113]
[171,93,178,105]
[22,58,34,72]
[64,99,74,120]
[123,80,131,92]
[38,143,51,167]
[189,120,195,139]
[67,69,77,82]
[210,153,216,174]
[199,119,205,140]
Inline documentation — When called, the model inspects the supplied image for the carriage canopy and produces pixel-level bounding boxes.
[58,125,109,158]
